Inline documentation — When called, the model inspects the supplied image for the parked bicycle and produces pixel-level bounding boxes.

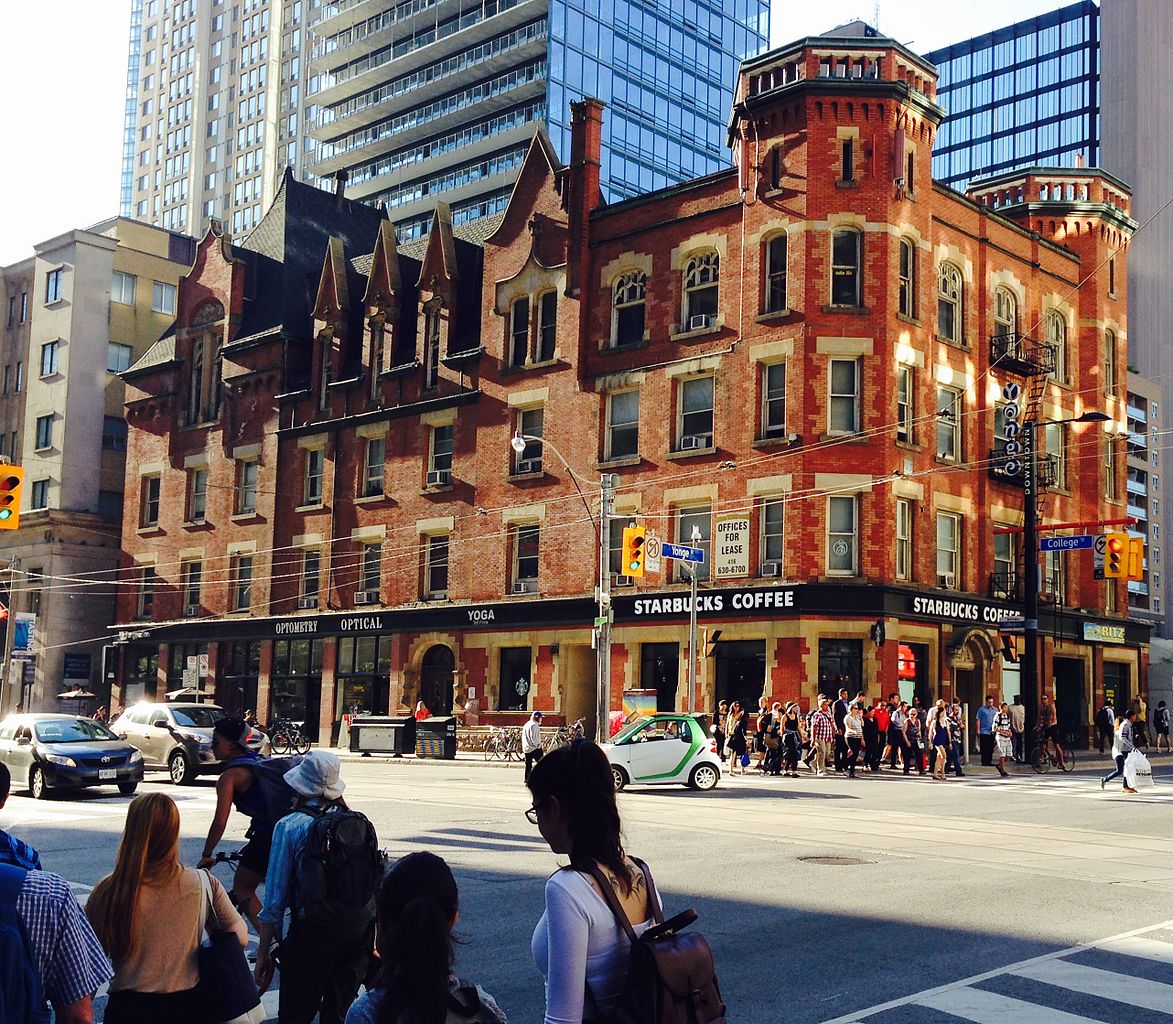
[543,717,586,753]
[484,725,522,762]
[269,718,311,755]
[1030,729,1075,773]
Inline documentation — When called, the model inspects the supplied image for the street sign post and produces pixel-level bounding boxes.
[661,542,705,563]
[1039,534,1099,551]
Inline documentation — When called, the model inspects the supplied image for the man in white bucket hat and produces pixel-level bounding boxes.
[256,750,382,1024]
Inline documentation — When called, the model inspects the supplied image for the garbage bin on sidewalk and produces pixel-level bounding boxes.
[349,715,416,757]
[415,716,457,759]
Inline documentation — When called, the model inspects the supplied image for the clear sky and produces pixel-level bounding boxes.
[0,0,1079,266]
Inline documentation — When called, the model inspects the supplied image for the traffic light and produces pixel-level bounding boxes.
[1104,532,1128,578]
[1129,535,1146,581]
[0,467,23,530]
[621,525,646,577]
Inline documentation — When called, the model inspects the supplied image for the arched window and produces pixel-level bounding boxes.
[188,337,204,424]
[1046,309,1067,381]
[765,235,787,313]
[937,262,963,343]
[830,229,861,306]
[898,238,915,318]
[993,287,1017,338]
[683,251,719,327]
[509,296,529,366]
[612,270,647,347]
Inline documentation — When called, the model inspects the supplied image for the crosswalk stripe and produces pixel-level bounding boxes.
[1097,937,1173,965]
[915,987,1110,1024]
[1015,959,1173,1012]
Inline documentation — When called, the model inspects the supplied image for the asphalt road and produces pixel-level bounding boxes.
[5,751,1173,1023]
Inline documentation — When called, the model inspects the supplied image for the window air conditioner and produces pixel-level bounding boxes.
[759,561,781,578]
[297,596,317,609]
[680,434,712,451]
[426,469,450,487]
[512,579,538,595]
[688,314,711,331]
[516,458,542,475]
[354,591,379,605]
[938,573,956,589]
[614,574,634,587]
[183,606,199,617]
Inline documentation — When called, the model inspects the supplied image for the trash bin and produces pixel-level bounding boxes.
[349,715,415,757]
[415,716,457,760]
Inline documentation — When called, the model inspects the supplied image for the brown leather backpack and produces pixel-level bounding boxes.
[585,858,727,1024]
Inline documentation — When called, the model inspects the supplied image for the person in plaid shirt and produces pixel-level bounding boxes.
[809,698,835,776]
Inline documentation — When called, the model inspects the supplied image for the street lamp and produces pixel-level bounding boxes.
[510,430,616,744]
[1021,409,1111,756]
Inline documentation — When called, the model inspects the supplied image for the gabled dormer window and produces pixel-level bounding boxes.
[509,297,529,366]
[369,322,385,402]
[423,304,441,390]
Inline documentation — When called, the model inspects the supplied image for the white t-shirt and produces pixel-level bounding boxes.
[531,869,659,1024]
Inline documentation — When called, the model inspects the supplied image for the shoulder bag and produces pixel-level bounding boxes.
[196,869,265,1024]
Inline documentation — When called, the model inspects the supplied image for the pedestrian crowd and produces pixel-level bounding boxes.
[709,690,1041,781]
[2,714,720,1024]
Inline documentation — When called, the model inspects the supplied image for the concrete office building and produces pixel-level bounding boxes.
[924,1,1100,191]
[0,220,194,714]
[1125,373,1164,633]
[306,0,770,240]
[120,0,316,237]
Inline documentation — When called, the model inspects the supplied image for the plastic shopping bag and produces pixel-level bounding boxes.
[1124,750,1155,790]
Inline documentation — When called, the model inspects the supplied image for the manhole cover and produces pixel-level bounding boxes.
[797,855,875,866]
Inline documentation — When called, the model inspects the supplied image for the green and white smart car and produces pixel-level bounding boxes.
[603,713,722,791]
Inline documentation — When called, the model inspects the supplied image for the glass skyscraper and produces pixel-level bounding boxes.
[925,1,1099,191]
[307,0,769,240]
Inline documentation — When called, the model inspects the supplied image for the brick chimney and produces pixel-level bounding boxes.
[565,98,604,298]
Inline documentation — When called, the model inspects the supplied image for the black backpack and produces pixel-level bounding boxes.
[0,864,46,1024]
[583,859,726,1024]
[292,806,383,934]
[1096,705,1113,729]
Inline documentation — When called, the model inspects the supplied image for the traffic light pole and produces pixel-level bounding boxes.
[687,566,699,714]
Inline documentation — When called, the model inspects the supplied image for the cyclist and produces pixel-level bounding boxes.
[197,716,300,930]
[1038,692,1066,770]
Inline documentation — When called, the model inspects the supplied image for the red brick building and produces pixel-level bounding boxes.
[115,29,1146,747]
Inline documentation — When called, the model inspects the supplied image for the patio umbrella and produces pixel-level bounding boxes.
[57,689,97,701]
[164,686,212,702]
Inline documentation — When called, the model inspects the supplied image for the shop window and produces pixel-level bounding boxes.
[270,639,323,741]
[640,643,680,712]
[224,641,261,716]
[337,636,391,719]
[123,645,159,706]
[827,494,858,575]
[498,646,532,711]
[612,270,647,347]
[818,638,862,695]
[606,390,639,460]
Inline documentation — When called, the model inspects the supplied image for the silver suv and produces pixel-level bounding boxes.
[112,703,263,785]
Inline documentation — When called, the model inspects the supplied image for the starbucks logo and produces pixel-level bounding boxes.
[514,677,530,697]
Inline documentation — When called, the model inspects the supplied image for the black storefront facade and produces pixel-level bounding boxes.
[113,582,1149,746]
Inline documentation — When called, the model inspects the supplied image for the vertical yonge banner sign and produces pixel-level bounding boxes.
[999,381,1024,477]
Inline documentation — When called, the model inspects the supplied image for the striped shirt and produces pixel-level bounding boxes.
[0,829,41,871]
[15,870,112,1010]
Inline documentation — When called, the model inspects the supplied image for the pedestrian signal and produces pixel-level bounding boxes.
[1128,535,1145,581]
[1104,533,1128,578]
[621,525,646,577]
[0,468,23,530]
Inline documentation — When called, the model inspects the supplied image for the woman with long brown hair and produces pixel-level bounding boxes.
[86,792,249,1023]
